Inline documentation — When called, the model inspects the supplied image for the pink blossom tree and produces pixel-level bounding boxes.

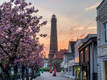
[0,0,47,79]
[14,44,45,80]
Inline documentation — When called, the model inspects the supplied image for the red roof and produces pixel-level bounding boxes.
[53,49,68,60]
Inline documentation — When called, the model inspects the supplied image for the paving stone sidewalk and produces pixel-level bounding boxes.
[34,72,73,80]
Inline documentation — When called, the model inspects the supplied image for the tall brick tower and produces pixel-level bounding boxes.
[48,14,58,66]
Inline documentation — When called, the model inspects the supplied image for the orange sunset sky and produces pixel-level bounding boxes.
[37,0,101,58]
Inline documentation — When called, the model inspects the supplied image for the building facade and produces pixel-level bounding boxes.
[74,39,82,80]
[62,41,75,77]
[48,14,58,66]
[97,0,107,80]
[52,49,67,71]
[61,52,68,75]
[79,34,97,80]
[68,39,86,80]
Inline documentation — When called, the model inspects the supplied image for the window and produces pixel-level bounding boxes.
[80,51,83,63]
[85,47,89,63]
[104,23,107,42]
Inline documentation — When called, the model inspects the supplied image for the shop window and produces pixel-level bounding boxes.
[83,70,87,80]
[75,67,80,79]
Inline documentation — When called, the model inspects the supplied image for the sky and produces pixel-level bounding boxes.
[0,0,102,57]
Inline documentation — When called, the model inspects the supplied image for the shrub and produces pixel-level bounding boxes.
[40,67,50,71]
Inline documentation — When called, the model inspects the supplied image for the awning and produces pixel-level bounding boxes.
[68,59,75,67]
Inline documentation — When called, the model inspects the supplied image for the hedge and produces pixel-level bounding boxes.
[40,67,50,71]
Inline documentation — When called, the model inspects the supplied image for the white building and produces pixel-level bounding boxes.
[73,39,82,80]
[68,39,82,79]
[62,41,75,77]
[43,58,48,68]
[97,0,107,80]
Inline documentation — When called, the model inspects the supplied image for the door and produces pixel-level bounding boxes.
[104,61,107,80]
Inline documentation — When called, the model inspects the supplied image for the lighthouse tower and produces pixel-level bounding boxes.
[48,14,58,66]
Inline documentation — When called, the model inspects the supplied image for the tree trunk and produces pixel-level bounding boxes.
[26,67,29,80]
[14,65,18,80]
[3,65,10,80]
[30,69,33,80]
[21,66,25,80]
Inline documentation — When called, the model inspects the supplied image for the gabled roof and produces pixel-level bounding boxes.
[84,34,97,40]
[68,41,76,53]
[53,49,68,60]
[78,34,97,51]
[74,39,82,47]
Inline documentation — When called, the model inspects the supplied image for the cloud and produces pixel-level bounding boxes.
[69,24,85,33]
[79,33,87,39]
[85,2,100,11]
[68,23,97,40]
[59,30,63,36]
[70,38,76,41]
[31,1,98,58]
[84,26,96,29]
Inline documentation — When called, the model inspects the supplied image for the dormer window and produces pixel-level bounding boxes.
[104,23,107,42]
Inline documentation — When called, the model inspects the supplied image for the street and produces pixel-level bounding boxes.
[35,72,72,80]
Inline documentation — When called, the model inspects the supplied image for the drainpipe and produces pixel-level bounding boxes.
[67,63,69,77]
[92,42,94,74]
[92,42,97,80]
